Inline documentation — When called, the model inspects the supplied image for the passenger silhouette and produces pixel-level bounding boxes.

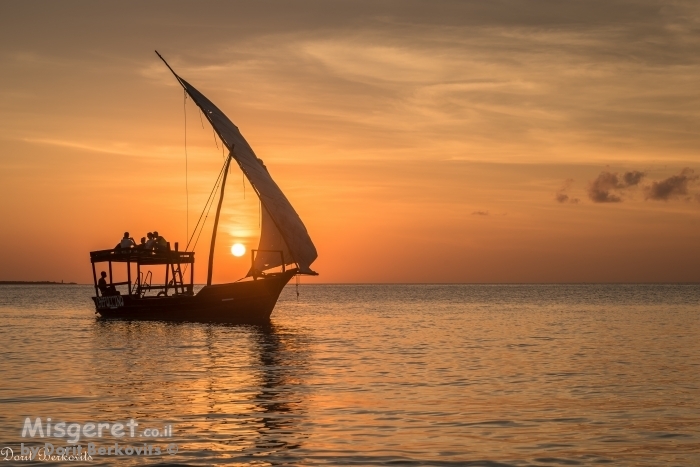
[144,232,156,250]
[153,231,169,251]
[135,237,147,250]
[119,232,136,249]
[97,271,119,296]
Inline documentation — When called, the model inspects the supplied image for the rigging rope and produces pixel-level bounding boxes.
[198,107,222,156]
[201,108,220,151]
[186,161,227,251]
[181,160,227,276]
[197,108,205,129]
[184,90,189,244]
[190,186,218,253]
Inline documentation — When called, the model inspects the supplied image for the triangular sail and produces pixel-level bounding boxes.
[248,204,294,275]
[160,55,318,274]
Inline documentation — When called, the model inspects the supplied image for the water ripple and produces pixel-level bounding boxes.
[0,284,698,465]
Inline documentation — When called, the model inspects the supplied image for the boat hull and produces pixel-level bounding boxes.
[93,271,296,323]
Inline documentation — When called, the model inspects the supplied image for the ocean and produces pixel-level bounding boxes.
[0,284,698,466]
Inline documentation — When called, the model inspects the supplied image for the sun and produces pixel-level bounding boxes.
[231,243,246,257]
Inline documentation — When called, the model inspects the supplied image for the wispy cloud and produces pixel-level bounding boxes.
[23,137,144,157]
[623,170,645,186]
[588,170,645,203]
[21,137,207,160]
[645,168,698,201]
[555,178,579,204]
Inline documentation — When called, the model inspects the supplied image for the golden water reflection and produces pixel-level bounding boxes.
[88,321,310,463]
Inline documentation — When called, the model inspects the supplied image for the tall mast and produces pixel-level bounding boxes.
[208,153,233,286]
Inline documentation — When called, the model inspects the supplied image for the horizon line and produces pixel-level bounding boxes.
[3,281,700,286]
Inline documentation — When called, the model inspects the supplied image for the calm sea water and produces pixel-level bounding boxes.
[0,284,698,466]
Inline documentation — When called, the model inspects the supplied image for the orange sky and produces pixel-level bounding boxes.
[1,1,700,283]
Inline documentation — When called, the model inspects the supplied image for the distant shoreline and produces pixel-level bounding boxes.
[0,281,78,285]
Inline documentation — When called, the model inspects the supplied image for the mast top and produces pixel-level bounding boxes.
[155,50,179,80]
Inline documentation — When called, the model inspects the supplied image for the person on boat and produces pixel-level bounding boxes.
[135,237,148,249]
[118,232,136,249]
[97,271,119,296]
[144,232,156,250]
[153,231,169,251]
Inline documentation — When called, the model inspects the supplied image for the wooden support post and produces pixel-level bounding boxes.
[190,259,194,295]
[164,261,170,297]
[170,263,180,295]
[127,260,131,296]
[174,242,180,293]
[91,262,98,297]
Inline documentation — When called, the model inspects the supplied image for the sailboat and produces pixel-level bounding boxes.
[88,51,318,323]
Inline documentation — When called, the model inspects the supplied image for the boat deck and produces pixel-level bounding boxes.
[90,248,194,265]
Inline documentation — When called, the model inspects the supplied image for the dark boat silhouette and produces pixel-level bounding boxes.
[89,52,318,323]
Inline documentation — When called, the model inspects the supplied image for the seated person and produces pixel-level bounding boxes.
[153,231,169,251]
[135,237,147,249]
[97,271,119,296]
[144,232,156,250]
[119,231,137,250]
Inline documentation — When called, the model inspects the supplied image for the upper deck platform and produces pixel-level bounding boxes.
[90,248,195,265]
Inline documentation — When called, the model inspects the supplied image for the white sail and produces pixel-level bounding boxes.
[171,73,318,274]
[248,204,294,275]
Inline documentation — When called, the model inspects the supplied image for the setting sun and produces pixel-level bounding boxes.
[231,243,246,257]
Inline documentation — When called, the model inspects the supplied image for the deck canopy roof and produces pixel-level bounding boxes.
[90,249,194,265]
